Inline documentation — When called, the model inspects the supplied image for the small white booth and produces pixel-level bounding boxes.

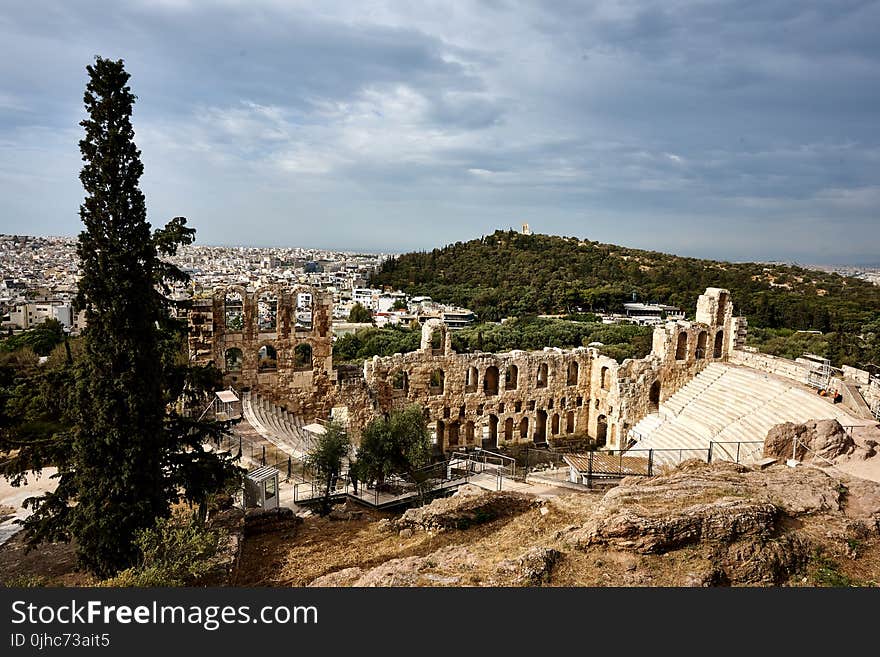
[243,466,280,510]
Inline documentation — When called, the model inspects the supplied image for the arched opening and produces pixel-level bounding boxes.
[504,417,514,442]
[392,370,409,392]
[696,331,708,360]
[535,410,547,443]
[483,366,499,396]
[566,410,575,434]
[567,361,579,386]
[713,330,724,358]
[446,422,460,447]
[649,380,661,410]
[600,366,610,390]
[257,291,277,332]
[224,291,243,331]
[224,347,243,372]
[716,292,728,325]
[436,420,445,449]
[505,364,518,390]
[675,332,688,360]
[295,292,313,330]
[430,369,445,393]
[596,415,607,447]
[293,343,312,371]
[485,415,498,449]
[465,366,478,393]
[519,417,529,440]
[258,344,277,372]
[536,363,548,388]
[429,328,444,354]
[464,421,475,446]
[551,413,560,435]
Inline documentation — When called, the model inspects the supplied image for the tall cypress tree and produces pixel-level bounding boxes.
[71,57,169,575]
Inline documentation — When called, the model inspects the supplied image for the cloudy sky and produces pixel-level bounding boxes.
[1,1,879,263]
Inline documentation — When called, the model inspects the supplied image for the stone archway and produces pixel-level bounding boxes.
[596,415,608,447]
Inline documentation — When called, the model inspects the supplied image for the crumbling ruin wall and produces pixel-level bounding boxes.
[187,285,335,420]
[189,286,745,451]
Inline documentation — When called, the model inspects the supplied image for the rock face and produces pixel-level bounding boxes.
[397,489,536,532]
[764,419,871,462]
[495,547,561,585]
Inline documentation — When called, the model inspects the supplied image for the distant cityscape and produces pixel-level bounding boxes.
[0,233,478,336]
[3,232,879,340]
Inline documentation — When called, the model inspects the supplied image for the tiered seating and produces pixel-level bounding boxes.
[629,363,861,464]
[242,391,316,458]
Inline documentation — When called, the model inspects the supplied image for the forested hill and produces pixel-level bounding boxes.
[371,230,880,334]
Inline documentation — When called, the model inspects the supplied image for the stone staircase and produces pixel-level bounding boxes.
[242,391,316,459]
[629,362,863,464]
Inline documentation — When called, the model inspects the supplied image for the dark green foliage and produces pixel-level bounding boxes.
[371,230,880,367]
[333,325,421,364]
[333,319,653,364]
[304,420,350,515]
[0,319,65,356]
[102,512,225,587]
[356,405,431,488]
[0,57,242,578]
[347,302,373,324]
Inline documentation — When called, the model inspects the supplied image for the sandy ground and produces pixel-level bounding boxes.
[0,468,58,547]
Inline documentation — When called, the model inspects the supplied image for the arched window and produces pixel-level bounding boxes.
[258,345,277,372]
[483,366,499,396]
[536,363,548,388]
[430,369,445,393]
[296,292,313,330]
[675,332,688,360]
[486,415,498,448]
[258,291,277,332]
[293,343,312,371]
[505,364,518,390]
[649,380,661,408]
[224,291,243,331]
[464,421,475,445]
[566,410,575,434]
[696,331,708,360]
[600,366,610,390]
[596,414,607,446]
[447,422,460,447]
[567,361,579,386]
[519,417,529,440]
[551,413,560,435]
[392,370,409,391]
[504,417,514,442]
[465,366,478,393]
[225,348,243,372]
[714,330,724,359]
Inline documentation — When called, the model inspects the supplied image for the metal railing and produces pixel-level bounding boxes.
[524,440,766,487]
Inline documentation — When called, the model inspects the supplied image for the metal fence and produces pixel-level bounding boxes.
[525,440,765,487]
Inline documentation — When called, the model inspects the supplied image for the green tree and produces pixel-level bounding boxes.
[356,405,431,489]
[392,299,408,311]
[348,302,373,324]
[304,420,350,516]
[0,57,241,578]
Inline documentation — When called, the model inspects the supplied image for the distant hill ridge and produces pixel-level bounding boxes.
[370,230,880,334]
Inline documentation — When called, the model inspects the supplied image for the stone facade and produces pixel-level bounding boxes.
[187,285,336,418]
[188,286,744,452]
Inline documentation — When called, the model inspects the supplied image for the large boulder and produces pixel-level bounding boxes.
[764,420,858,462]
[397,489,536,532]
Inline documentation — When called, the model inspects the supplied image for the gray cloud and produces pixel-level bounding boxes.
[0,0,878,263]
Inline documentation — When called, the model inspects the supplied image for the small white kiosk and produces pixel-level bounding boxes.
[244,466,280,510]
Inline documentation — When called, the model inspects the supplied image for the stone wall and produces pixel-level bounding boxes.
[728,348,810,383]
[188,286,744,452]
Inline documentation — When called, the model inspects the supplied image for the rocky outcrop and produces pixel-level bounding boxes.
[764,419,875,463]
[578,498,778,553]
[396,487,536,532]
[495,547,561,585]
